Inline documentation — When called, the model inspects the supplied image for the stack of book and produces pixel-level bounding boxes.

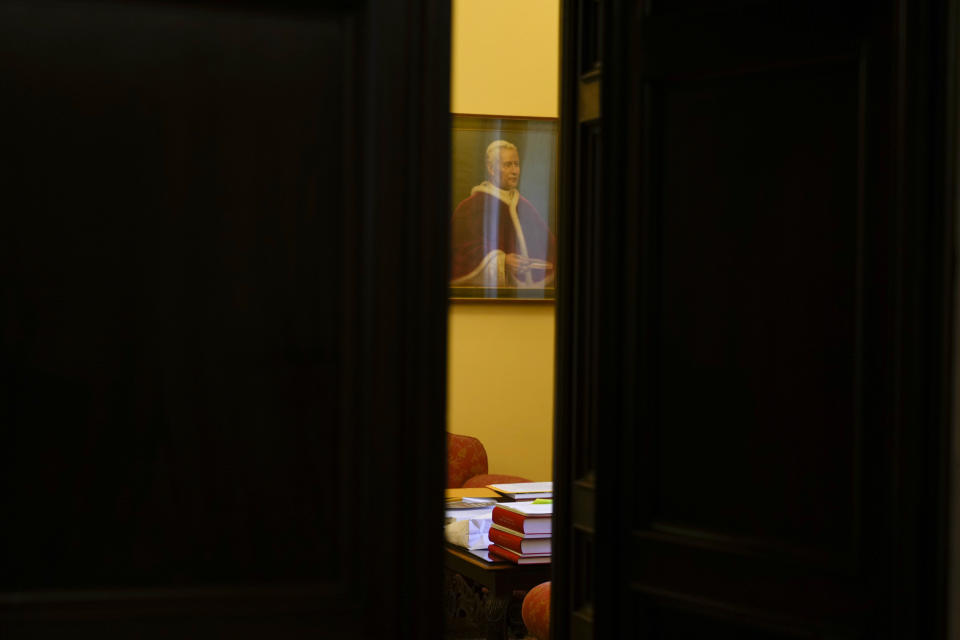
[487,501,552,565]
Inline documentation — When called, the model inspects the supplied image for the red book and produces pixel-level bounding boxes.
[491,504,552,535]
[488,544,551,565]
[490,523,551,539]
[488,527,552,555]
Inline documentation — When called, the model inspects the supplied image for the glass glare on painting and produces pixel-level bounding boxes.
[449,116,558,300]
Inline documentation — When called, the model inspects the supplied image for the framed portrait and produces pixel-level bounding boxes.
[449,115,558,300]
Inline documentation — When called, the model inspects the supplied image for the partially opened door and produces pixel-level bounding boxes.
[1,2,449,637]
[555,1,956,637]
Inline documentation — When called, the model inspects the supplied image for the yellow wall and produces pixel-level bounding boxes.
[448,303,555,481]
[450,0,560,119]
[447,0,559,482]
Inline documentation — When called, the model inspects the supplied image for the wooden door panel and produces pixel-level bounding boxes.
[627,534,869,625]
[637,597,825,640]
[616,7,906,637]
[2,2,355,591]
[650,59,861,563]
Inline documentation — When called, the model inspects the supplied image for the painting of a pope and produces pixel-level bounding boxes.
[450,140,557,288]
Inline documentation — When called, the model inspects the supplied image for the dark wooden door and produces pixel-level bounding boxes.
[0,1,449,637]
[555,0,956,637]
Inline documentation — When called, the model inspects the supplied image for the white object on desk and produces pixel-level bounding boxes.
[444,506,494,550]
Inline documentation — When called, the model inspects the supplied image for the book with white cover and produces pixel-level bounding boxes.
[495,501,552,517]
[486,481,553,499]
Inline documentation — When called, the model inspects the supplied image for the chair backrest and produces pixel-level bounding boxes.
[446,433,489,488]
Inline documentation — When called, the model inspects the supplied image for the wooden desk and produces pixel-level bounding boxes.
[443,545,551,640]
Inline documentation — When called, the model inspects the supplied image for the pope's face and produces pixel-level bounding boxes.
[489,148,520,190]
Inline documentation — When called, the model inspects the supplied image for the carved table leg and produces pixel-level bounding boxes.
[444,571,484,635]
[483,592,511,640]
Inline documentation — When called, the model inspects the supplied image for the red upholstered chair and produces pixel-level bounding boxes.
[521,581,550,639]
[447,432,530,487]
